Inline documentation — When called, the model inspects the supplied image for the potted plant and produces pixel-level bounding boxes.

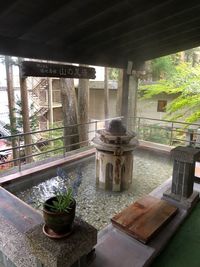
[42,167,81,237]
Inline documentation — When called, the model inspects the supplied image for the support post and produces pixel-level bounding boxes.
[121,70,129,127]
[127,72,138,131]
[120,62,139,129]
[104,67,109,127]
[116,69,123,117]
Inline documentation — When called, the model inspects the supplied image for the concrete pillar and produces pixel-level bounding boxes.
[120,62,139,130]
[127,73,138,131]
[121,70,129,127]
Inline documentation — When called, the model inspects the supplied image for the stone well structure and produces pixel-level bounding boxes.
[92,119,138,191]
[163,146,200,209]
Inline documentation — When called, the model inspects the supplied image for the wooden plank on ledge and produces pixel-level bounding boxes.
[111,195,178,244]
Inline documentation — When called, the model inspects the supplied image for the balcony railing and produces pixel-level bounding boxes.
[128,116,200,147]
[0,117,121,173]
[0,116,200,173]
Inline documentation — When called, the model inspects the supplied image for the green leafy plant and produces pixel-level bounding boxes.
[44,187,73,213]
[139,62,200,123]
[42,167,81,213]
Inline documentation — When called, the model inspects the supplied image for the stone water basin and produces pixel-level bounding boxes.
[6,148,172,230]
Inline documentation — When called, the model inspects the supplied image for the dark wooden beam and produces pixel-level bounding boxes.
[66,17,200,66]
[0,1,68,38]
[143,41,200,61]
[84,8,200,54]
[125,30,200,57]
[0,36,128,68]
[117,26,200,58]
[0,0,21,16]
[19,0,121,42]
[130,35,200,62]
[63,0,200,48]
[46,0,161,45]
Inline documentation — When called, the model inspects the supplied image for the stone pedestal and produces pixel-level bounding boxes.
[26,217,97,267]
[93,119,138,192]
[163,146,200,209]
[96,150,133,191]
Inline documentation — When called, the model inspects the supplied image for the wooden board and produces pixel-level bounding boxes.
[111,195,177,244]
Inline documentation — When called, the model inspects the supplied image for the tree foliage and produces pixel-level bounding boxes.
[108,68,119,80]
[151,55,175,80]
[5,97,38,133]
[140,61,200,123]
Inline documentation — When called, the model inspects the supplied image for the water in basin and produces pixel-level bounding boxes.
[8,149,172,230]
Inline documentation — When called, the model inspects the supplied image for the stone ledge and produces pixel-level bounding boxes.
[26,218,97,267]
[162,190,199,210]
[0,214,40,267]
[90,179,198,267]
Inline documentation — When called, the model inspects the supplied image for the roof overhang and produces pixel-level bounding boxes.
[1,0,200,68]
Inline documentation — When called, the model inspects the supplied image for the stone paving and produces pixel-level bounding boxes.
[13,149,173,231]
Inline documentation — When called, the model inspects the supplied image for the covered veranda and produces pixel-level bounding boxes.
[1,1,200,267]
[1,0,200,125]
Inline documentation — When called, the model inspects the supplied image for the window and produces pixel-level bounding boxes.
[157,100,167,112]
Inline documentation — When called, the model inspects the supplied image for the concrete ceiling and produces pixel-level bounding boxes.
[1,0,200,68]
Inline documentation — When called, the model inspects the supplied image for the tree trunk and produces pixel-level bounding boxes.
[18,58,33,163]
[192,52,200,67]
[60,78,80,152]
[144,61,153,81]
[48,78,54,147]
[48,78,54,128]
[78,74,89,146]
[5,56,18,165]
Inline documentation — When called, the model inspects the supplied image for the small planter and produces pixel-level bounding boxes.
[43,197,76,235]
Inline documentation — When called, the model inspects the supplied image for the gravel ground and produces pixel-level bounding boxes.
[12,149,173,231]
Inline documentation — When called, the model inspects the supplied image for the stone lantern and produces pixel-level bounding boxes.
[92,119,138,192]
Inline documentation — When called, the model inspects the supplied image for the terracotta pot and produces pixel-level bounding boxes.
[43,197,76,234]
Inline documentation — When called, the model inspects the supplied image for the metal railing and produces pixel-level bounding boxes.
[0,117,122,172]
[1,116,200,173]
[128,116,200,147]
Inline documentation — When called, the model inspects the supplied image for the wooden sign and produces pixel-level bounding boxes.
[21,61,96,79]
[111,195,177,244]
